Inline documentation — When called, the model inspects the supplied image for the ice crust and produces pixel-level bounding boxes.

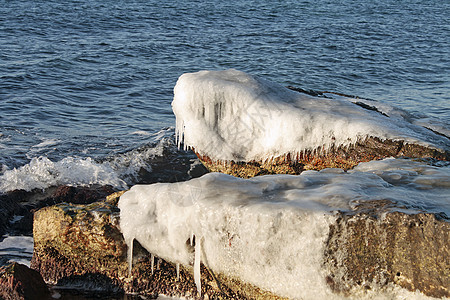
[172,69,448,162]
[118,158,449,299]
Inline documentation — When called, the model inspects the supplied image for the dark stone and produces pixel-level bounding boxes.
[0,191,23,238]
[0,262,50,300]
[51,185,116,205]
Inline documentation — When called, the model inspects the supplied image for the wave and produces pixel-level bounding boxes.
[0,128,199,193]
[0,156,127,193]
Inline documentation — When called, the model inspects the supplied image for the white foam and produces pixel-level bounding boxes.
[131,130,152,136]
[0,156,127,193]
[119,158,448,299]
[0,130,179,193]
[172,70,448,162]
[31,138,60,149]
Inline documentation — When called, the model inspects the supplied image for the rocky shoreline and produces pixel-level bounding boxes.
[1,187,447,299]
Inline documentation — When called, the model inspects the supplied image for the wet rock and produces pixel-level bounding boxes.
[50,185,116,205]
[0,262,50,300]
[0,190,24,238]
[0,185,116,237]
[31,202,126,287]
[195,136,449,178]
[324,210,449,298]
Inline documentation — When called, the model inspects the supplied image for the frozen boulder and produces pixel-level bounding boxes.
[172,69,449,177]
[119,159,449,299]
[30,201,280,299]
[31,159,449,299]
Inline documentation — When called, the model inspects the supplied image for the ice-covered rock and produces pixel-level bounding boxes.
[30,200,286,299]
[172,69,449,177]
[119,158,450,299]
[29,159,449,299]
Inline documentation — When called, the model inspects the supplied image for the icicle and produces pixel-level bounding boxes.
[175,120,185,150]
[127,238,134,276]
[151,254,155,275]
[194,235,202,297]
[190,232,194,246]
[157,258,161,270]
[176,263,180,281]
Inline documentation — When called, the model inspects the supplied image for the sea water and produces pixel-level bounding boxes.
[1,0,449,190]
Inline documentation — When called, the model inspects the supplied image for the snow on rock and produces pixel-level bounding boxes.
[172,69,448,163]
[118,158,449,299]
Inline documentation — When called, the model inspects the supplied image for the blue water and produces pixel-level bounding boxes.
[1,0,449,188]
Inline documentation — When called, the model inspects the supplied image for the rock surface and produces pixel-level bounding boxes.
[324,209,449,298]
[31,198,449,299]
[0,262,50,300]
[195,136,449,178]
[0,185,116,238]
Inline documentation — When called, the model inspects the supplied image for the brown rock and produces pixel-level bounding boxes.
[31,202,126,290]
[324,209,449,298]
[0,262,50,300]
[0,185,116,237]
[195,136,449,178]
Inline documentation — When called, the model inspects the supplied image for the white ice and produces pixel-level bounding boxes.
[119,158,449,299]
[172,69,448,162]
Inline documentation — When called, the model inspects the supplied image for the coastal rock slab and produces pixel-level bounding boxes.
[118,169,449,299]
[31,203,449,299]
[172,70,449,178]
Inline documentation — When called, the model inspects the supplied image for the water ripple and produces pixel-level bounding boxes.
[0,0,448,169]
